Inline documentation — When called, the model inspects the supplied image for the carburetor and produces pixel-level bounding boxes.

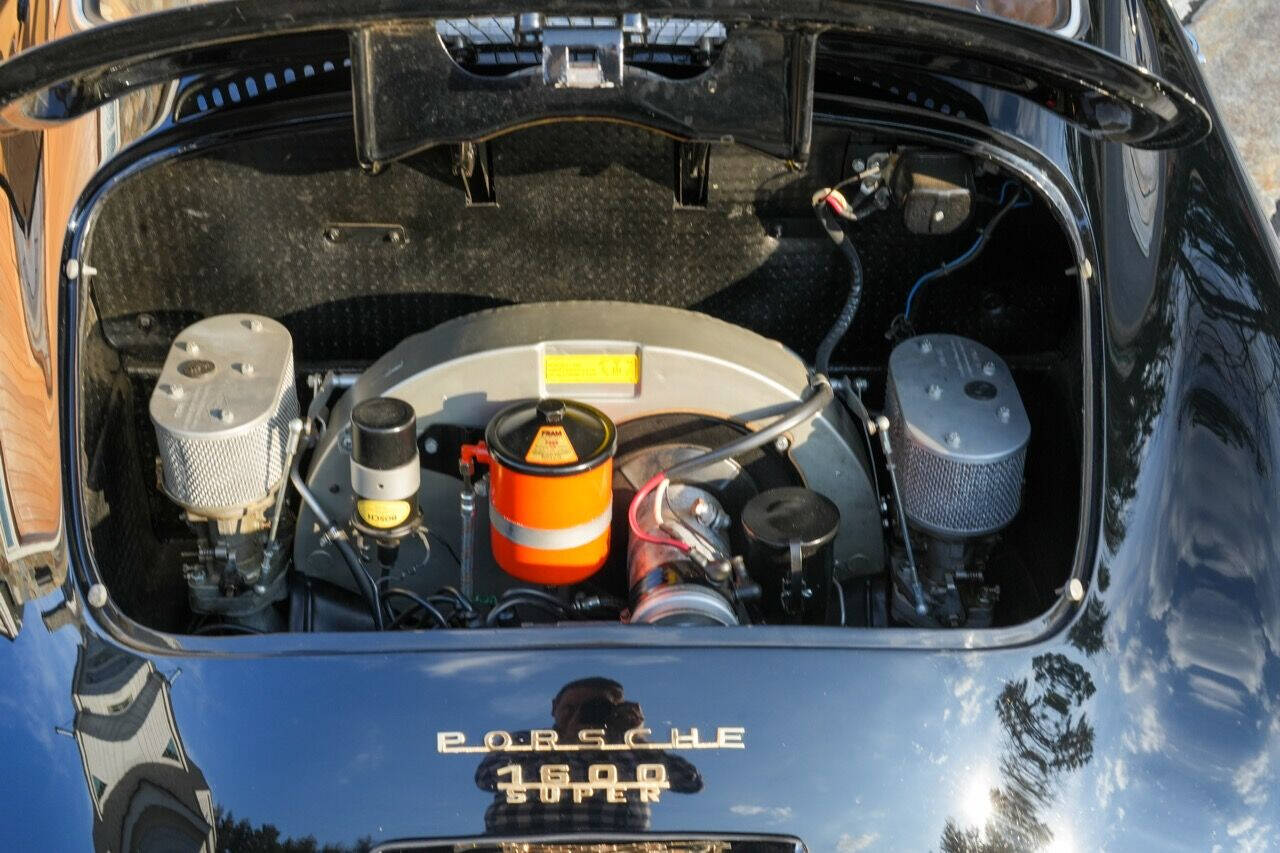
[149,314,299,617]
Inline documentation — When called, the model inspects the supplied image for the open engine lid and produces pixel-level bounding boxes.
[0,0,1209,157]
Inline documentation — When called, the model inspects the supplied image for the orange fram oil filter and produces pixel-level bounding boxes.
[469,398,616,585]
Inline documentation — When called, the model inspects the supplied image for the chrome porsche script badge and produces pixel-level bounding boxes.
[437,726,746,753]
[440,726,744,805]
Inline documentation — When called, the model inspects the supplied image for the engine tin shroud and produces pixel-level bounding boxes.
[295,302,882,592]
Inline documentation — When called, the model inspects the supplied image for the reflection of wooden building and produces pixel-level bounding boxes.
[72,634,216,852]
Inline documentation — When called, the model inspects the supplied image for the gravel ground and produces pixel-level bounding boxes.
[1171,0,1280,231]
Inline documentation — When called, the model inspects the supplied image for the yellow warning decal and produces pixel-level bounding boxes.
[544,353,639,385]
[525,425,580,465]
[357,499,412,529]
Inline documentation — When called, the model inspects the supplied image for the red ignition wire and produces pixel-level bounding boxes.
[627,472,691,553]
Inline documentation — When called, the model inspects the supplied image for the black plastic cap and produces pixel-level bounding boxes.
[742,487,840,550]
[351,397,417,469]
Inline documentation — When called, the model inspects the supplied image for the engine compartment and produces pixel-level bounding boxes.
[76,119,1085,637]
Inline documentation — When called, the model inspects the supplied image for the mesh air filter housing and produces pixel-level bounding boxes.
[149,314,298,515]
[885,335,1029,538]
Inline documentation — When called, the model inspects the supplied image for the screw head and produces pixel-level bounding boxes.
[933,210,945,222]
[423,437,439,455]
[945,431,962,448]
[324,227,341,242]
[87,584,108,608]
[691,497,714,523]
[339,431,353,453]
[851,158,866,173]
[773,435,791,453]
[210,407,234,424]
[137,313,155,331]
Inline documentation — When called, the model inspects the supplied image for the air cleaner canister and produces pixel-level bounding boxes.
[349,396,421,539]
[469,398,616,585]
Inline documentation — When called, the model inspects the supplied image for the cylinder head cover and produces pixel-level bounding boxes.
[885,334,1029,538]
[149,314,298,516]
[484,399,617,585]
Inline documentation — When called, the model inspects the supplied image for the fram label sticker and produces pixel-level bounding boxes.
[525,426,579,465]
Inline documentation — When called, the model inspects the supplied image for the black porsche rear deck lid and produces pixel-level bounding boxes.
[0,0,1209,154]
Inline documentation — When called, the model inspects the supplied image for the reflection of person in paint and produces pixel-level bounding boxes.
[475,677,702,833]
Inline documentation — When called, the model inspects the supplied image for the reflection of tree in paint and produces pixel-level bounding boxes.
[213,810,371,852]
[940,653,1096,853]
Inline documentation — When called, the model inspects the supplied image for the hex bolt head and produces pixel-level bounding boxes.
[691,497,714,523]
[160,383,185,400]
[177,340,200,355]
[423,437,439,455]
[243,318,263,332]
[774,435,792,453]
[235,362,255,376]
[945,431,962,448]
[918,339,933,353]
[998,406,1011,423]
[927,383,943,400]
[933,210,945,222]
[983,361,996,376]
[87,584,108,608]
[851,158,867,173]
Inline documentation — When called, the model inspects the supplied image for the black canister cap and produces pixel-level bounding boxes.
[742,487,841,552]
[485,398,616,476]
[351,397,417,470]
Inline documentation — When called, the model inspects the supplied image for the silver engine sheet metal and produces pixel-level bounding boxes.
[885,334,1029,538]
[149,314,298,515]
[295,302,883,593]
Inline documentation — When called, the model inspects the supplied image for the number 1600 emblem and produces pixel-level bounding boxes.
[496,763,671,804]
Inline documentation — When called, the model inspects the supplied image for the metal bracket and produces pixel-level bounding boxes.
[352,23,815,167]
[452,141,496,206]
[516,13,646,89]
[675,142,712,208]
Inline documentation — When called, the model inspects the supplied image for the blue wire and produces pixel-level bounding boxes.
[903,235,984,320]
[903,182,1028,320]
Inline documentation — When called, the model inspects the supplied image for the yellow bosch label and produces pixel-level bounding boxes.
[525,425,580,465]
[357,499,411,529]
[544,353,639,385]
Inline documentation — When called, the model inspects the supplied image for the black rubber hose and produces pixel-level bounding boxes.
[664,375,834,481]
[290,465,384,629]
[383,588,450,629]
[812,189,865,376]
[486,597,566,627]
